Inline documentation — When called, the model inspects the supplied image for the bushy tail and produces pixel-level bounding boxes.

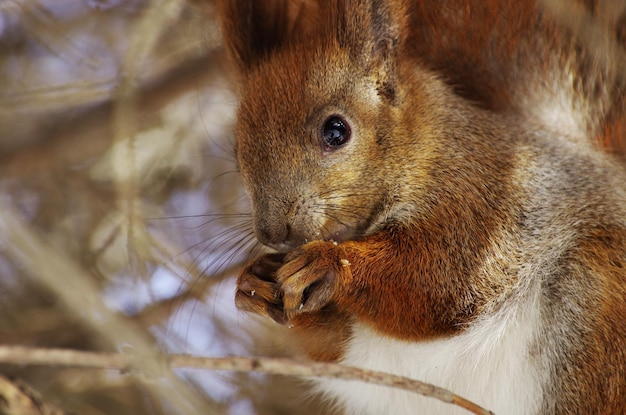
[406,0,626,157]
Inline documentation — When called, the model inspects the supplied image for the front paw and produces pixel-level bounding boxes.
[277,241,351,319]
[235,253,288,324]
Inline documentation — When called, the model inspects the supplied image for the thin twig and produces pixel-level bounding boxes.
[0,202,217,415]
[0,346,494,415]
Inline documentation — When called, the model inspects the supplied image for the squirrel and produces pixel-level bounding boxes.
[215,0,626,414]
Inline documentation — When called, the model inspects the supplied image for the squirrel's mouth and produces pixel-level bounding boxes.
[325,227,354,244]
[316,201,388,246]
[324,199,387,244]
[320,213,376,245]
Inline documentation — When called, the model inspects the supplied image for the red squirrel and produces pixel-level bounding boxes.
[216,0,626,413]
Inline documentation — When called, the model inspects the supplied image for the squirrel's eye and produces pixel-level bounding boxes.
[322,116,351,149]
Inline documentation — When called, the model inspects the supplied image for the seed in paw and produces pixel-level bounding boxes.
[340,259,351,267]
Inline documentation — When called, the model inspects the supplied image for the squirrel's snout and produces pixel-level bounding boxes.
[256,220,307,252]
[253,195,319,251]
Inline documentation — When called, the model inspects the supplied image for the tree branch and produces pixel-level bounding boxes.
[0,346,494,415]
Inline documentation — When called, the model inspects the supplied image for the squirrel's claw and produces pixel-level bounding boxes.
[235,253,288,325]
[277,241,349,319]
[236,243,350,324]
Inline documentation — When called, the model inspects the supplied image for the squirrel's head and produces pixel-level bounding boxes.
[218,0,441,251]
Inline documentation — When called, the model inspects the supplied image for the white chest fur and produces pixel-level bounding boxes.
[316,290,543,415]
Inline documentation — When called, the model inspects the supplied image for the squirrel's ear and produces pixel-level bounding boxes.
[336,0,407,101]
[216,0,321,73]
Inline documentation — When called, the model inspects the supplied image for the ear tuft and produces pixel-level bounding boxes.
[217,0,322,73]
[335,0,406,101]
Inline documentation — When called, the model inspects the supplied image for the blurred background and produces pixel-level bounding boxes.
[0,1,327,414]
[3,1,622,415]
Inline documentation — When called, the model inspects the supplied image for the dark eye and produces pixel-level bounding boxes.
[322,116,351,149]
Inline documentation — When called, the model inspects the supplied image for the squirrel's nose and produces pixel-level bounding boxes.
[256,222,286,248]
[256,221,305,252]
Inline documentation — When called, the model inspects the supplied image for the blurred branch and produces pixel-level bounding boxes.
[0,346,494,415]
[132,261,238,328]
[14,0,102,70]
[0,374,67,415]
[0,201,216,415]
[0,48,225,177]
[1,79,115,112]
[111,0,188,277]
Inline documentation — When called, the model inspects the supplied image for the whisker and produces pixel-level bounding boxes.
[155,216,252,231]
[176,220,253,257]
[191,232,255,288]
